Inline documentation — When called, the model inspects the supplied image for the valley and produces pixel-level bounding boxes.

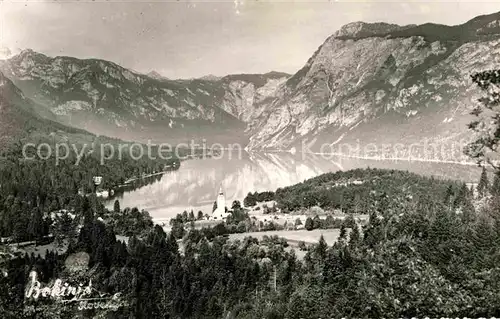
[3,13,500,159]
[2,6,500,318]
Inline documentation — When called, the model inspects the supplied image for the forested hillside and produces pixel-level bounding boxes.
[3,163,500,318]
[3,10,500,318]
[246,168,464,214]
[0,71,182,243]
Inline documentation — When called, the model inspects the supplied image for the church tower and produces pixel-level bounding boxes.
[212,184,228,220]
[216,185,225,213]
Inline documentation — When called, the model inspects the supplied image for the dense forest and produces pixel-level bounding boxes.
[2,69,500,318]
[244,168,469,214]
[2,165,500,318]
[0,135,181,241]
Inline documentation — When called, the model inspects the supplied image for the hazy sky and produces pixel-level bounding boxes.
[2,0,500,79]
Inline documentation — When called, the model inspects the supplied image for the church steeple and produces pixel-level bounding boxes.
[211,182,229,220]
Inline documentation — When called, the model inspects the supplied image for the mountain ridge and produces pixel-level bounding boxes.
[147,70,170,81]
[244,11,500,159]
[3,11,500,155]
[0,50,289,144]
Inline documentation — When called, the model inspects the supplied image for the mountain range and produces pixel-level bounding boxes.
[246,11,500,158]
[0,52,288,144]
[2,11,500,158]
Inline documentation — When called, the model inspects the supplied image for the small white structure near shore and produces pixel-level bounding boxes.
[96,189,110,199]
[211,185,231,220]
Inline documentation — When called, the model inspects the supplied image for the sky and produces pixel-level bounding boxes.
[2,0,500,79]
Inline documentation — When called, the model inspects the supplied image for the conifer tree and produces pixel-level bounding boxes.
[314,235,328,261]
[477,167,490,198]
[454,183,469,208]
[466,70,500,170]
[349,223,361,247]
[312,215,322,229]
[305,217,314,231]
[339,224,347,242]
[473,215,495,268]
[444,184,454,209]
[113,199,121,214]
[363,212,383,248]
[28,208,44,244]
[492,172,500,197]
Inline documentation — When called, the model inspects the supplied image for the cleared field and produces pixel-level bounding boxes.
[11,241,67,258]
[228,229,341,246]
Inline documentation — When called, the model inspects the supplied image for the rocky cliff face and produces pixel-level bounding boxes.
[3,11,500,155]
[219,72,288,124]
[0,51,288,143]
[246,12,500,160]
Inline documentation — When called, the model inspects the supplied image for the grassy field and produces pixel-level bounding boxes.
[228,229,341,246]
[10,241,68,258]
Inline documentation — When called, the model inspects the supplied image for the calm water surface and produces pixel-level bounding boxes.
[105,151,482,223]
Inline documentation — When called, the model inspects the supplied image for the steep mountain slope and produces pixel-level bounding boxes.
[218,71,289,124]
[0,51,288,144]
[0,71,94,150]
[246,12,500,161]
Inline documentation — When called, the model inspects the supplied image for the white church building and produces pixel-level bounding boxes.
[211,185,231,220]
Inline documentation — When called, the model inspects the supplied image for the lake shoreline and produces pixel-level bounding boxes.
[106,152,483,224]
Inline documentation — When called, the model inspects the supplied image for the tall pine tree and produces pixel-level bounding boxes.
[492,172,500,197]
[477,167,490,198]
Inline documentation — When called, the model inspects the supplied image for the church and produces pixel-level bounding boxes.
[211,185,231,220]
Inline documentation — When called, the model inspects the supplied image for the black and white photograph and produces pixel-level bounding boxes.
[2,0,500,317]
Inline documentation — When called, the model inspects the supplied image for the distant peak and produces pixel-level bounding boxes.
[334,21,416,39]
[12,48,48,61]
[19,48,33,53]
[199,74,221,81]
[18,48,36,56]
[147,70,170,81]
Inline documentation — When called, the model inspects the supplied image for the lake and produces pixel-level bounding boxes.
[105,151,482,223]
